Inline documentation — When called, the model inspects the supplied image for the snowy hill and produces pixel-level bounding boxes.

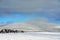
[0,23,43,32]
[0,22,60,32]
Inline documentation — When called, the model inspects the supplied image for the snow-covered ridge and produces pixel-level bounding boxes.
[0,22,60,32]
[0,22,60,40]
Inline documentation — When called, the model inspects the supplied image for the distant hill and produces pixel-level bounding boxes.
[0,22,60,32]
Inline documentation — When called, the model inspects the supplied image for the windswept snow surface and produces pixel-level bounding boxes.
[0,32,60,40]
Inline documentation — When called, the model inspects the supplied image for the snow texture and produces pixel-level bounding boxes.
[0,32,60,40]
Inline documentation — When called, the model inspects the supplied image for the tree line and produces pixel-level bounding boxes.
[0,29,24,33]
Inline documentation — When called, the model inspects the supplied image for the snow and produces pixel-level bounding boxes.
[0,32,60,40]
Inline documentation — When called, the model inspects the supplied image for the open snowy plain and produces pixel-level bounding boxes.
[0,32,60,40]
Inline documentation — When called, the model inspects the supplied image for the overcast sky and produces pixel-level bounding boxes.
[0,0,60,24]
[0,0,59,12]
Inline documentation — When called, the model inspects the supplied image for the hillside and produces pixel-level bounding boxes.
[0,22,60,32]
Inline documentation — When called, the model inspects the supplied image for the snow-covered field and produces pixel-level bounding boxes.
[0,32,60,40]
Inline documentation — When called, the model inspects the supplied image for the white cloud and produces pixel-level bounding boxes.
[0,0,59,12]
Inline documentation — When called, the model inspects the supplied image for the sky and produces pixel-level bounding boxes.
[0,0,60,25]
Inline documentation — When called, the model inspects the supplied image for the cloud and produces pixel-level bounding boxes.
[27,18,60,32]
[0,0,59,12]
